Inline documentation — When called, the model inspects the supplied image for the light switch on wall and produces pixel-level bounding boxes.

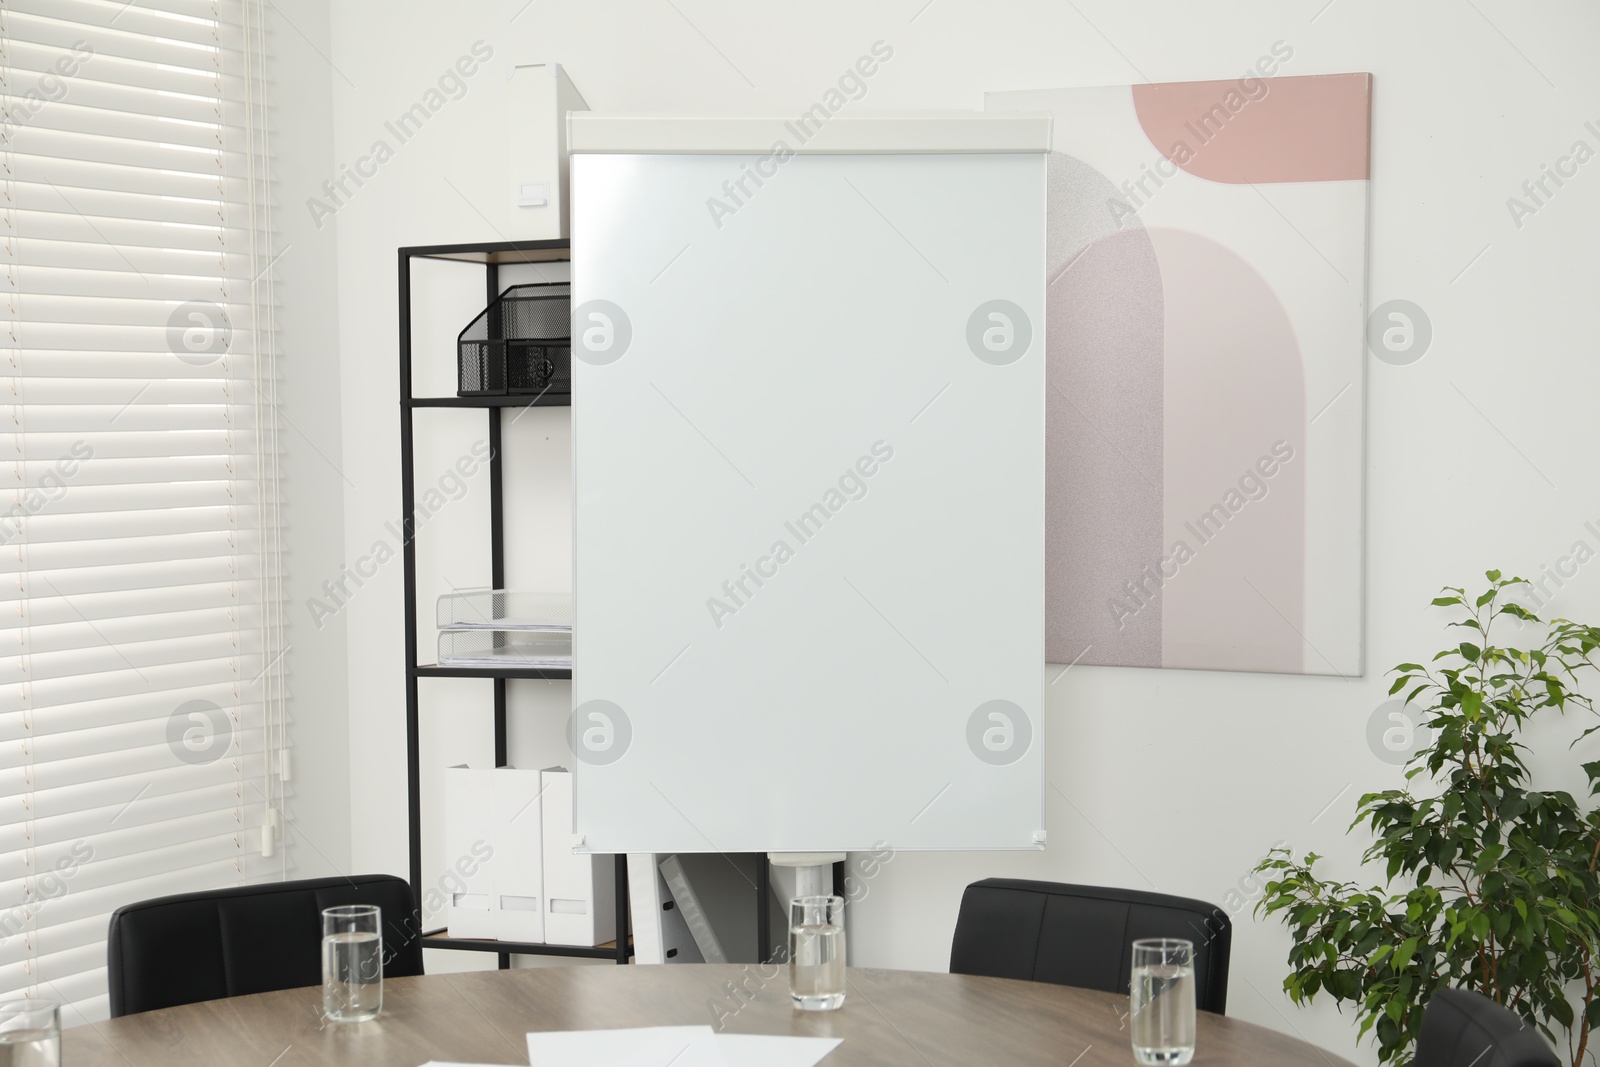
[518,182,549,207]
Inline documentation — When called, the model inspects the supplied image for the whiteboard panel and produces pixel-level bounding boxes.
[570,150,1045,853]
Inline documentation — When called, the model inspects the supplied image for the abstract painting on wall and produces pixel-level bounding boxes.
[988,71,1371,676]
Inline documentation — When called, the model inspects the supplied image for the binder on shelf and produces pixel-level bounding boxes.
[506,63,586,240]
[443,765,547,942]
[540,768,616,946]
[493,768,545,942]
[442,766,496,940]
[627,853,705,966]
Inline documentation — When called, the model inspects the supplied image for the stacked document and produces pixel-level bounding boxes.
[435,589,572,668]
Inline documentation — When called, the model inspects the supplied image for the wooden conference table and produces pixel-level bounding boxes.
[64,964,1354,1067]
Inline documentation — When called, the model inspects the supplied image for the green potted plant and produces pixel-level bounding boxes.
[1255,571,1600,1066]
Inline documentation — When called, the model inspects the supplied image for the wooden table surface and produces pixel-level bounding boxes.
[63,964,1355,1067]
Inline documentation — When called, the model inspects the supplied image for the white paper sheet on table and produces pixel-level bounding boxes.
[527,1026,723,1067]
[715,1033,842,1066]
[523,1025,840,1067]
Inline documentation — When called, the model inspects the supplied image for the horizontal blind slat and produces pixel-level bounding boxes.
[0,655,262,714]
[12,12,233,71]
[10,0,241,47]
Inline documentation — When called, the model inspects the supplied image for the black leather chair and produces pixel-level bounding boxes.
[107,874,424,1017]
[1416,987,1559,1067]
[949,878,1232,1014]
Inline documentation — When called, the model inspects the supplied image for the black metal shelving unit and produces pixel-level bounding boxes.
[398,239,630,969]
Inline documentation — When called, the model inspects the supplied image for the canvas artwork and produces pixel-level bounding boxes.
[988,70,1372,676]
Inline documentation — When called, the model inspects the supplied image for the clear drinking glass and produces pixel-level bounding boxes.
[0,1000,59,1067]
[788,895,846,1011]
[1130,938,1196,1065]
[322,904,383,1022]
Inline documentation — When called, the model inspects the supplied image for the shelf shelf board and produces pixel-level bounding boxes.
[421,929,629,959]
[413,663,572,681]
[402,240,571,266]
[407,394,572,409]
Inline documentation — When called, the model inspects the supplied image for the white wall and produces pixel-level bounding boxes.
[266,0,352,880]
[310,0,1600,1059]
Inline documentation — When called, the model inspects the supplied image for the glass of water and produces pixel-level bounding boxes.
[788,895,845,1011]
[1130,938,1196,1065]
[322,904,383,1023]
[0,1000,59,1067]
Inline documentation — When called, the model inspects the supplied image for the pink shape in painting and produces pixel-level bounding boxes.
[1149,227,1306,675]
[1131,73,1372,184]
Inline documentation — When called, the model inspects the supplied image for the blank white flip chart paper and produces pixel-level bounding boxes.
[570,113,1048,854]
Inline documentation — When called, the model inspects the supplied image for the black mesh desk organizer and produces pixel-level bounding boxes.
[457,283,571,397]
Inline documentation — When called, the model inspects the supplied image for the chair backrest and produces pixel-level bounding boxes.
[1416,987,1559,1067]
[949,878,1232,1014]
[107,874,423,1017]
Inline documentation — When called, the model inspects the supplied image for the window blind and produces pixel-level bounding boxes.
[0,0,287,1021]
